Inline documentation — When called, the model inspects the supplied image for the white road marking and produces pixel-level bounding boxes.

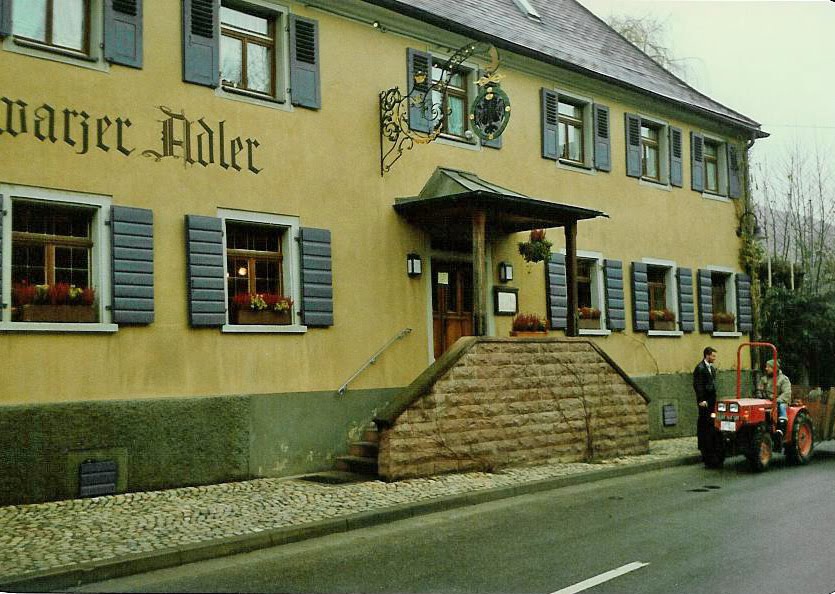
[550,561,650,594]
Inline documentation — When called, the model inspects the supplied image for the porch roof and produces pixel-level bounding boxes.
[393,167,607,237]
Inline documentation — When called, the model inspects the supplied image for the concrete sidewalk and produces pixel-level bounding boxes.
[0,437,699,592]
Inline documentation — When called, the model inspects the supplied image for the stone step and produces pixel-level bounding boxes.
[335,455,378,475]
[349,441,379,458]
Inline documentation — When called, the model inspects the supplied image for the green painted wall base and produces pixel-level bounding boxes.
[635,370,753,440]
[0,388,399,506]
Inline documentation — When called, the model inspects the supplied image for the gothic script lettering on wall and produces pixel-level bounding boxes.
[0,96,263,175]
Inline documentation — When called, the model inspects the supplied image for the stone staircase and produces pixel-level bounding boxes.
[335,423,380,476]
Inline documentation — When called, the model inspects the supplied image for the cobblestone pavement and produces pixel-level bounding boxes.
[0,437,697,582]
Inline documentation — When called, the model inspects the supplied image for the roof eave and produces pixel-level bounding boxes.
[359,0,766,137]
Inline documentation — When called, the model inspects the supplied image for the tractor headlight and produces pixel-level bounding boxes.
[717,402,727,412]
[729,402,740,413]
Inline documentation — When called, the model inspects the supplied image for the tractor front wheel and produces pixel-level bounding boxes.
[702,429,725,469]
[786,412,814,465]
[748,425,772,472]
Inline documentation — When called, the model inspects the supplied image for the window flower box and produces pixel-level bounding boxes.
[17,304,97,323]
[511,313,548,337]
[649,308,676,331]
[235,309,291,326]
[11,283,97,323]
[231,293,293,325]
[578,307,601,329]
[713,312,735,332]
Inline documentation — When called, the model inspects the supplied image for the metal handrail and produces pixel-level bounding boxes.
[337,328,412,396]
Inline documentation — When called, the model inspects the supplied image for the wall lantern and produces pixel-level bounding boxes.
[406,253,422,277]
[498,261,513,283]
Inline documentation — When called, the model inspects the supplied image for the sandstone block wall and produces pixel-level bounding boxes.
[378,339,649,480]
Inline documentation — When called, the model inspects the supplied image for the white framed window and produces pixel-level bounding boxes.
[4,0,107,71]
[707,265,739,336]
[642,257,681,336]
[217,208,305,333]
[217,0,289,107]
[431,57,477,144]
[639,116,669,186]
[0,184,116,332]
[562,249,609,335]
[703,136,729,197]
[555,89,594,169]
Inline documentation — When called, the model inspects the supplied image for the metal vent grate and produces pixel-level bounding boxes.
[662,404,678,427]
[79,460,118,497]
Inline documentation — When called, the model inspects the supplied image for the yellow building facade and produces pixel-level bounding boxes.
[0,0,765,503]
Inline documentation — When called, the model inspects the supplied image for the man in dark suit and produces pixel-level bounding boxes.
[693,346,718,451]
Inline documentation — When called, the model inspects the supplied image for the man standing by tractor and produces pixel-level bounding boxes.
[693,347,718,453]
[757,359,792,440]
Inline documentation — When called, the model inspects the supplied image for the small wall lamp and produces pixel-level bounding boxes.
[406,253,422,277]
[498,261,513,283]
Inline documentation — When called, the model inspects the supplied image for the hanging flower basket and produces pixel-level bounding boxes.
[518,229,552,263]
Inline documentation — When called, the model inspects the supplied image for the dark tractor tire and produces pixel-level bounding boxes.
[748,425,773,472]
[786,412,814,465]
[702,430,726,469]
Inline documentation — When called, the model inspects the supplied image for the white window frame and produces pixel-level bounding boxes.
[702,135,730,200]
[561,249,610,336]
[217,207,306,334]
[642,257,682,337]
[0,184,116,333]
[2,0,108,73]
[637,115,670,188]
[707,264,741,337]
[430,53,479,148]
[554,88,595,172]
[215,0,292,111]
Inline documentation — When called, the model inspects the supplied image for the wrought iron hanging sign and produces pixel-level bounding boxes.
[469,69,511,142]
[379,42,507,176]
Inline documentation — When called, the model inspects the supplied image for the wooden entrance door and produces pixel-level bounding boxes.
[432,260,474,359]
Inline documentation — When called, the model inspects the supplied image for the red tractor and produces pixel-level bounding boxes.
[702,342,835,471]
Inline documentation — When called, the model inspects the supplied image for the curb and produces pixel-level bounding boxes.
[1,454,702,592]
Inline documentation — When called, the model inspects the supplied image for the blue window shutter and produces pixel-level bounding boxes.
[479,71,502,149]
[697,269,714,333]
[670,127,683,187]
[728,144,742,198]
[676,267,695,332]
[631,262,649,332]
[736,273,753,333]
[111,206,154,324]
[407,48,432,134]
[182,0,219,88]
[299,228,333,327]
[691,132,704,192]
[290,15,321,109]
[540,88,559,160]
[104,0,143,68]
[625,113,641,178]
[593,104,611,172]
[185,215,225,327]
[0,0,11,37]
[603,259,625,331]
[545,253,567,330]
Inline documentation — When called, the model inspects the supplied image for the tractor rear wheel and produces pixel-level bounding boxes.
[786,412,814,465]
[748,425,772,472]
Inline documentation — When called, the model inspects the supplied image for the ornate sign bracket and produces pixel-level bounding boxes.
[379,42,506,176]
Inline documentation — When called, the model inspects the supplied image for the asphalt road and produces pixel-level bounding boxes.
[74,445,835,594]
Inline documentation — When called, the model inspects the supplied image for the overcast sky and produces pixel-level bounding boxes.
[577,0,835,170]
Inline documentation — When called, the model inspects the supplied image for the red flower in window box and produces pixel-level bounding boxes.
[12,282,97,323]
[231,292,294,325]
